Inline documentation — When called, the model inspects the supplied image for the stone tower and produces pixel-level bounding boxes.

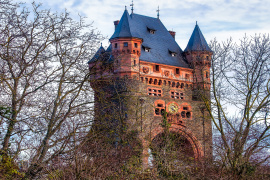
[88,8,212,168]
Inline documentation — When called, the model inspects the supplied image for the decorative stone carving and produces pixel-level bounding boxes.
[143,67,149,74]
[164,70,169,77]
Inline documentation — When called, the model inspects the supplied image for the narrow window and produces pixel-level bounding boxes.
[176,68,180,75]
[181,111,186,118]
[186,112,191,118]
[154,65,160,72]
[155,108,160,115]
[134,60,136,66]
[134,43,138,48]
[124,42,128,47]
[206,71,209,78]
[206,56,209,60]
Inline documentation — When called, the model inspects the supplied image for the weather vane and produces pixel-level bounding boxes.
[130,0,134,14]
[157,6,160,19]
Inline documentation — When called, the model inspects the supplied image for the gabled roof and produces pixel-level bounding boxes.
[184,23,211,52]
[110,10,189,68]
[88,44,105,63]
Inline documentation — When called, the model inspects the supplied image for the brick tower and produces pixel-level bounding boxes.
[88,8,212,168]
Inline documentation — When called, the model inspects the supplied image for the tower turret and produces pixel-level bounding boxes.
[109,9,143,77]
[184,22,212,90]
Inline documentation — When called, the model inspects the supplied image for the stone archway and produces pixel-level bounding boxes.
[142,125,203,168]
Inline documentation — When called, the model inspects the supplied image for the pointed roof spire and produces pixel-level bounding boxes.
[157,6,160,19]
[130,0,134,14]
[110,8,133,39]
[184,22,211,52]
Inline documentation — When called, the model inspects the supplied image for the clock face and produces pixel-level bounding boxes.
[168,103,178,114]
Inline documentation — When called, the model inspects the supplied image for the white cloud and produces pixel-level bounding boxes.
[14,0,270,49]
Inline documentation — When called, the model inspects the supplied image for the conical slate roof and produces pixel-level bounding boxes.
[88,44,105,63]
[184,23,211,52]
[110,9,140,39]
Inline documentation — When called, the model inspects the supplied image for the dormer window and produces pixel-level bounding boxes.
[124,42,128,47]
[169,50,177,57]
[147,27,156,34]
[142,45,151,52]
[114,43,118,48]
[134,43,138,48]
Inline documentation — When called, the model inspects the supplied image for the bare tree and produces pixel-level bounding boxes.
[200,34,270,179]
[0,0,103,178]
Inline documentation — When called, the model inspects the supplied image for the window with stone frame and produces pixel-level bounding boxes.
[180,105,192,119]
[170,90,184,99]
[155,103,165,116]
[148,87,162,97]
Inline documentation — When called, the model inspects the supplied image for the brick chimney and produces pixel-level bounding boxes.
[114,20,120,30]
[168,30,176,39]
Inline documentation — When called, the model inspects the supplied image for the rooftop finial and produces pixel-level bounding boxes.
[125,6,127,10]
[130,0,134,14]
[196,21,197,25]
[101,42,103,47]
[157,6,160,19]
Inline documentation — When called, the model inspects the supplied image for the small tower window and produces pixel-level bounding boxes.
[124,42,128,47]
[206,71,209,78]
[134,60,136,66]
[206,56,209,60]
[114,43,118,48]
[175,68,180,75]
[134,43,138,48]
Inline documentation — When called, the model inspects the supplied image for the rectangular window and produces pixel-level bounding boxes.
[147,88,162,97]
[134,43,138,48]
[154,65,160,72]
[114,43,117,48]
[175,68,180,75]
[134,60,136,66]
[124,42,128,47]
[170,90,184,99]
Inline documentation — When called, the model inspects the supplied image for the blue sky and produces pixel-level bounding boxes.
[17,0,270,49]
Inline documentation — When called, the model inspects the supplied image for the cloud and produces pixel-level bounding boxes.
[14,0,270,49]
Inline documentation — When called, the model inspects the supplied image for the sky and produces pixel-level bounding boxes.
[17,0,270,50]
